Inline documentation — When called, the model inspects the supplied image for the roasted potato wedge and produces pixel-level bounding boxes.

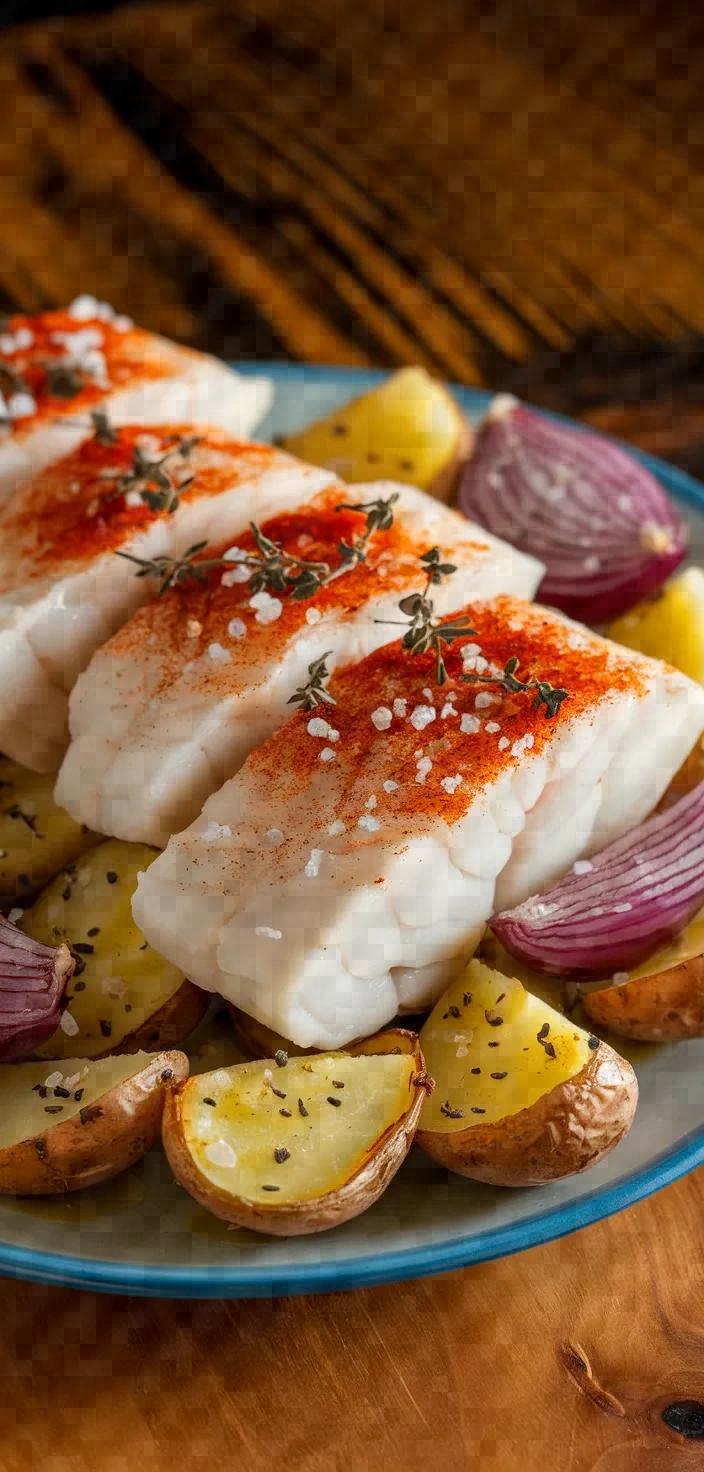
[0,756,97,907]
[583,906,704,1041]
[162,1029,429,1234]
[282,367,473,502]
[416,960,638,1187]
[0,1048,188,1194]
[20,838,207,1059]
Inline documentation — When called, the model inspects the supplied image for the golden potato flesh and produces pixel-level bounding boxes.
[0,756,96,906]
[416,960,638,1186]
[282,367,472,501]
[0,1048,188,1194]
[583,905,704,1041]
[419,960,597,1135]
[20,838,193,1059]
[163,1036,428,1233]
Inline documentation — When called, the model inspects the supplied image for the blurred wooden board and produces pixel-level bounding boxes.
[2,0,704,462]
[2,2,704,1466]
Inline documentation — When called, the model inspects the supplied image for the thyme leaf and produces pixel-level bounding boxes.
[463,656,569,719]
[90,408,118,447]
[375,546,471,683]
[335,491,399,566]
[44,362,86,399]
[287,652,336,711]
[115,542,211,596]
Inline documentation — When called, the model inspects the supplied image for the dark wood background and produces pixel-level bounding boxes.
[3,3,704,1467]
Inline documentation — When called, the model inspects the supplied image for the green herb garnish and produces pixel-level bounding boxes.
[375,546,476,684]
[463,655,569,719]
[287,653,336,711]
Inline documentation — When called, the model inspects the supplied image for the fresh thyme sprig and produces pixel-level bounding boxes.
[286,653,337,711]
[375,546,476,684]
[106,434,201,515]
[463,656,569,719]
[113,493,400,601]
[335,492,399,568]
[90,408,118,447]
[115,541,213,596]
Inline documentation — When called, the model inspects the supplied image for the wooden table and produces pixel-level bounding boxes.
[2,2,704,1465]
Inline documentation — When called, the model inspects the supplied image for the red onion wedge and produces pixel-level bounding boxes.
[490,778,704,978]
[0,915,74,1060]
[458,395,688,623]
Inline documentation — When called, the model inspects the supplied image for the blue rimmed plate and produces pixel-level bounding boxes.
[2,363,703,1298]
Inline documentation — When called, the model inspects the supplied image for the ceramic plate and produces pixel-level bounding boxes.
[3,364,704,1298]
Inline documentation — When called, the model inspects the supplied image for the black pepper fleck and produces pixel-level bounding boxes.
[490,1072,508,1080]
[331,1080,345,1089]
[440,1100,465,1119]
[53,1086,70,1098]
[485,1011,504,1027]
[160,1068,173,1082]
[279,1108,292,1118]
[99,1019,112,1038]
[87,927,100,937]
[588,1036,600,1050]
[44,1105,63,1114]
[203,1097,216,1107]
[79,1104,103,1126]
[274,1146,290,1163]
[488,1041,500,1048]
[34,1139,47,1161]
[297,1098,308,1117]
[262,1184,280,1192]
[274,1050,288,1068]
[73,980,86,992]
[106,871,118,884]
[327,1096,342,1107]
[448,1005,461,1019]
[463,992,472,1007]
[661,1401,704,1439]
[470,1067,481,1075]
[73,943,94,956]
[74,1089,84,1102]
[470,1106,486,1114]
[271,1085,286,1100]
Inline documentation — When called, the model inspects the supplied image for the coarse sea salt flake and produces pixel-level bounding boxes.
[573,859,594,875]
[7,908,23,924]
[327,819,347,837]
[208,642,231,663]
[60,1010,79,1037]
[441,774,463,794]
[358,814,380,832]
[460,714,480,735]
[250,591,283,624]
[256,926,282,940]
[204,1140,238,1169]
[485,722,500,733]
[475,691,500,710]
[306,607,322,625]
[304,848,325,878]
[203,820,232,840]
[221,566,251,587]
[222,546,248,562]
[383,780,399,793]
[410,704,436,731]
[44,1071,63,1089]
[441,701,458,719]
[498,736,510,751]
[366,795,377,809]
[371,706,392,731]
[319,747,336,762]
[393,698,407,718]
[266,828,284,845]
[415,757,432,784]
[227,618,247,640]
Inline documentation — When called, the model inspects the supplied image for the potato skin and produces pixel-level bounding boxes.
[415,1042,638,1188]
[0,1050,189,1195]
[162,1033,431,1235]
[110,980,209,1057]
[583,958,704,1042]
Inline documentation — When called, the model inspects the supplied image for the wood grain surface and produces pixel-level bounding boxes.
[2,2,704,1467]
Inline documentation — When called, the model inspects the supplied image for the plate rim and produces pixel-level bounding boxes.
[4,361,704,1297]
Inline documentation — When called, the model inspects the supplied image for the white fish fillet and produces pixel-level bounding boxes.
[0,298,270,505]
[133,596,704,1049]
[57,483,542,845]
[0,431,335,771]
